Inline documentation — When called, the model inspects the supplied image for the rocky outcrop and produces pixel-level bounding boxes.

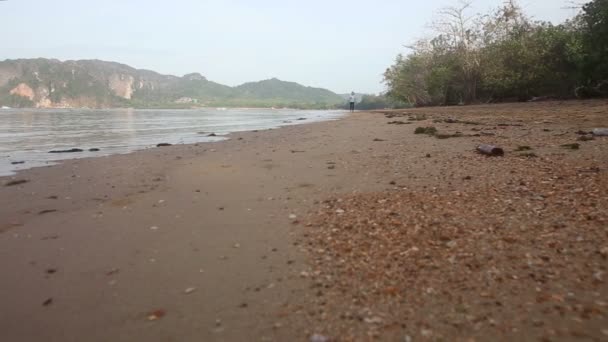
[108,74,134,99]
[10,83,35,100]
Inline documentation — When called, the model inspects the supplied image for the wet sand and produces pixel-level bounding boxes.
[1,100,607,341]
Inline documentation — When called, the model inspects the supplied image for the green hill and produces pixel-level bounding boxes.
[0,58,343,109]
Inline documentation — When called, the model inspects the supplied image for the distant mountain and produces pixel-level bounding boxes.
[0,58,344,109]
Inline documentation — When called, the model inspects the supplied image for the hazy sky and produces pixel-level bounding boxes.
[0,0,580,94]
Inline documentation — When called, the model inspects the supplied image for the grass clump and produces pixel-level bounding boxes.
[415,126,438,135]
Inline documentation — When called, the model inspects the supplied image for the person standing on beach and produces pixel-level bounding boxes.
[349,92,356,113]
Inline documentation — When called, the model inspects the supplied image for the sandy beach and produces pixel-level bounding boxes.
[1,100,607,341]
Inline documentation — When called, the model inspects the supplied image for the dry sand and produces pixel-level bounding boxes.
[0,100,607,341]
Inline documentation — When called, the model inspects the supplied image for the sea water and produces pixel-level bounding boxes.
[0,108,345,176]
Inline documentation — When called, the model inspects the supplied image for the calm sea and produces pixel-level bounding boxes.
[0,108,345,176]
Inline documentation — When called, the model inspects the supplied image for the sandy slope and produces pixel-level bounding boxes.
[0,100,607,341]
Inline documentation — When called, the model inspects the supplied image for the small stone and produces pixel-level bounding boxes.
[421,329,433,337]
[364,316,383,324]
[310,334,329,342]
[147,309,166,321]
[184,287,196,294]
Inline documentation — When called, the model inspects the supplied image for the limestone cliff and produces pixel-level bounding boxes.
[0,58,344,109]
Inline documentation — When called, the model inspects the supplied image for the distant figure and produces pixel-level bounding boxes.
[349,92,356,113]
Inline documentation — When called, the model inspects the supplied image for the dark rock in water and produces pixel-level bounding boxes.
[49,148,84,153]
[11,161,25,165]
[157,143,172,147]
[297,118,307,121]
[89,148,100,152]
[207,133,217,137]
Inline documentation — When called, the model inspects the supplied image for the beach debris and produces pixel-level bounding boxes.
[593,128,608,136]
[239,302,248,308]
[5,179,29,187]
[477,144,504,156]
[578,135,595,141]
[515,146,532,151]
[49,148,84,153]
[184,287,197,294]
[289,214,298,220]
[42,298,53,307]
[437,118,481,125]
[147,309,166,321]
[434,132,464,139]
[89,148,100,152]
[408,114,427,121]
[561,143,580,150]
[149,226,159,230]
[46,268,57,274]
[10,161,25,165]
[519,152,538,158]
[387,120,409,125]
[38,209,58,215]
[106,268,120,276]
[291,150,306,153]
[233,243,241,248]
[373,138,386,142]
[156,143,172,147]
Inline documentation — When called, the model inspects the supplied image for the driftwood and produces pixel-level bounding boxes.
[477,144,504,156]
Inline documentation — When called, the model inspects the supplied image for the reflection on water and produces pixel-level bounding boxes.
[0,108,345,176]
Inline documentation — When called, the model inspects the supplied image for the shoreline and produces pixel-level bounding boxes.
[1,100,607,341]
[0,108,347,177]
